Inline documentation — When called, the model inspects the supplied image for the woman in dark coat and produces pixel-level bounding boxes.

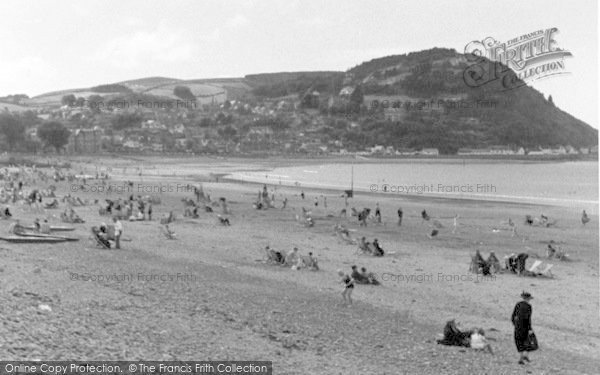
[512,291,534,364]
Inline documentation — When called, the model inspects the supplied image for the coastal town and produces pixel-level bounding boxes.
[2,88,597,158]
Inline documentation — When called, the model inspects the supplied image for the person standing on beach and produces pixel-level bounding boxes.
[113,216,123,249]
[314,197,318,207]
[375,203,381,223]
[147,203,152,221]
[397,208,403,226]
[282,197,288,209]
[301,191,305,200]
[338,270,354,305]
[512,292,535,365]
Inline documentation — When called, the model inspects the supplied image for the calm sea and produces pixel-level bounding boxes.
[227,160,598,212]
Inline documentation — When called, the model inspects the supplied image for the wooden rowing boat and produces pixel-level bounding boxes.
[0,236,69,243]
[22,225,76,232]
[16,232,79,242]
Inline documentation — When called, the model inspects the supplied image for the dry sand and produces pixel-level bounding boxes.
[0,156,598,374]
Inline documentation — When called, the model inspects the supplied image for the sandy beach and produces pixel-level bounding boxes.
[0,156,598,374]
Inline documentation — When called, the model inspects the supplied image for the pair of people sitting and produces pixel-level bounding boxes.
[436,320,493,354]
[358,237,384,256]
[350,265,380,285]
[61,208,84,223]
[471,250,500,275]
[506,253,529,275]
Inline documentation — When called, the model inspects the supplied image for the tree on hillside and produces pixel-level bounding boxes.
[0,113,25,150]
[37,121,71,153]
[61,94,76,107]
[87,95,104,113]
[111,112,143,130]
[349,84,364,108]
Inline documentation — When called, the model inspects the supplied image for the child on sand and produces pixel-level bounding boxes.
[338,269,354,305]
[470,328,494,354]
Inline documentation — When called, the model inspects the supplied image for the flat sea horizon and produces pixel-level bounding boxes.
[226,159,598,212]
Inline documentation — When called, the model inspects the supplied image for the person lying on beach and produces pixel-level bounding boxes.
[338,269,354,305]
[437,320,471,347]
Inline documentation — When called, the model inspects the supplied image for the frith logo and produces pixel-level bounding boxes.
[463,28,572,90]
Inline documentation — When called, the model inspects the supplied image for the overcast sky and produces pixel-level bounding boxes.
[0,0,597,127]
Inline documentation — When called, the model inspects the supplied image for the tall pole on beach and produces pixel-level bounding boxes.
[351,164,354,195]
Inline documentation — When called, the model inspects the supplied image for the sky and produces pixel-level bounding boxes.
[0,0,597,127]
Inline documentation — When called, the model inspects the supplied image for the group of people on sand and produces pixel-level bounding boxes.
[437,291,536,365]
[102,196,152,222]
[471,250,500,275]
[264,246,319,271]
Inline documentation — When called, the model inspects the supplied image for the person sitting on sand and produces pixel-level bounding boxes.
[358,236,372,254]
[8,219,24,234]
[39,219,51,234]
[470,328,494,354]
[265,246,285,265]
[581,210,590,225]
[338,269,354,305]
[306,252,319,270]
[351,265,369,284]
[361,267,380,285]
[487,252,500,274]
[547,241,557,258]
[3,206,12,218]
[421,209,430,222]
[525,215,533,226]
[372,239,384,257]
[161,224,176,239]
[285,247,300,266]
[33,218,41,232]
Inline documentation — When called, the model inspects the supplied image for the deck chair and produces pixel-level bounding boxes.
[527,260,543,274]
[90,227,110,249]
[538,263,553,277]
